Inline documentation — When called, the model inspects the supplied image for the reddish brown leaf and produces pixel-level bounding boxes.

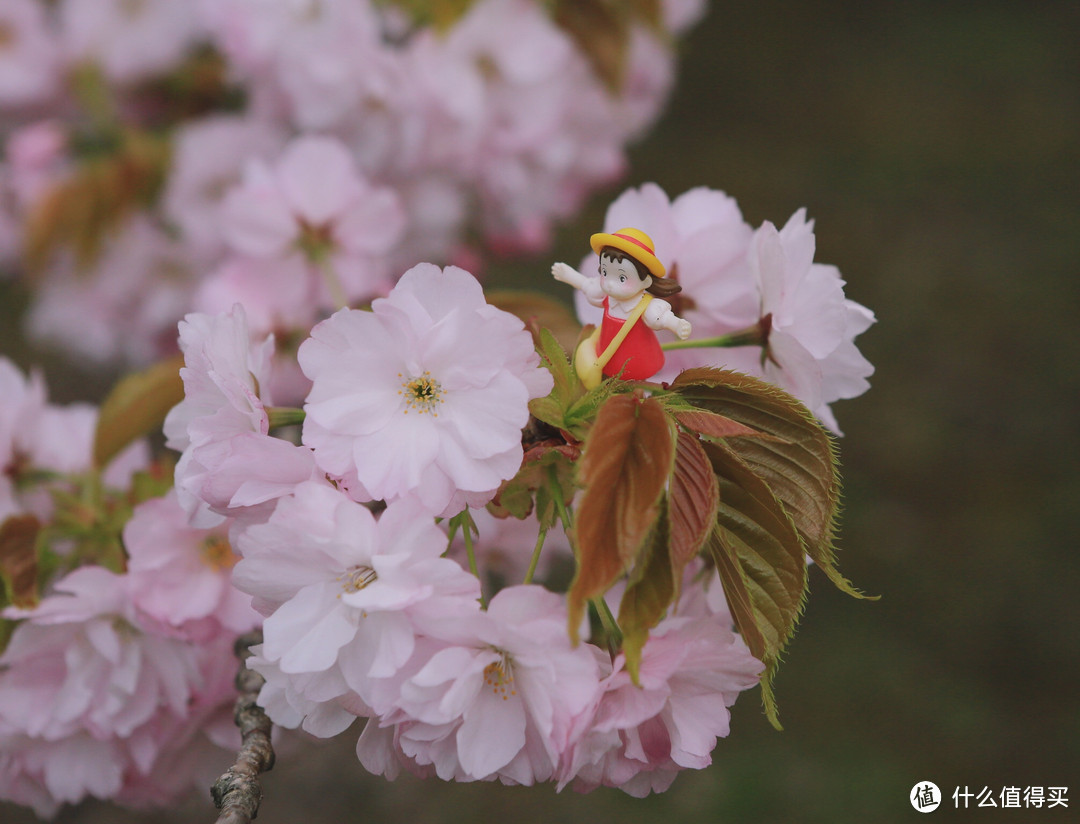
[669,431,719,595]
[0,514,42,609]
[567,394,676,641]
[674,409,764,440]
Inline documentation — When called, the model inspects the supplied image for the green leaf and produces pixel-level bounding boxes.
[672,367,868,600]
[668,430,718,599]
[567,394,676,642]
[528,327,584,432]
[617,497,674,683]
[703,440,808,729]
[93,354,185,469]
[0,514,42,610]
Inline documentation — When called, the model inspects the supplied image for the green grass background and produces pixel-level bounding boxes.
[3,1,1078,821]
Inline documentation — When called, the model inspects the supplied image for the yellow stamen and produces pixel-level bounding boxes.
[482,652,516,700]
[399,371,444,416]
[338,565,377,594]
[200,535,237,571]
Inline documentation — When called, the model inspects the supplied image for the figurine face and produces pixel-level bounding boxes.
[599,253,651,300]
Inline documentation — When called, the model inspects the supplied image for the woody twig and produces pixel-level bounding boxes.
[211,630,274,824]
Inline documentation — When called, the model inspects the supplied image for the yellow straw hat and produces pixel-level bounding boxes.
[589,227,666,278]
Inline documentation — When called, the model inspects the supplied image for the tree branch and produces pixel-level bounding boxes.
[211,630,274,823]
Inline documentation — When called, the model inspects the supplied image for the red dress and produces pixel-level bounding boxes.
[598,297,665,380]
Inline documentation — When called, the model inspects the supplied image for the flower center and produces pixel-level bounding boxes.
[483,652,516,701]
[200,535,237,571]
[338,565,377,594]
[398,371,444,416]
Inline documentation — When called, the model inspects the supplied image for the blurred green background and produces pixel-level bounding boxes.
[4,1,1078,822]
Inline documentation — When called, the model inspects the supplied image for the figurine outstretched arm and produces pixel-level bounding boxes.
[646,298,693,340]
[552,262,604,306]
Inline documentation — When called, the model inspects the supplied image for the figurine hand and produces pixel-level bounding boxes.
[551,262,575,284]
[676,318,692,340]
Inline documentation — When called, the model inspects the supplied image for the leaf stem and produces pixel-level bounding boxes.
[451,509,487,609]
[550,472,573,532]
[522,525,548,585]
[660,318,770,352]
[266,406,305,429]
[592,596,623,652]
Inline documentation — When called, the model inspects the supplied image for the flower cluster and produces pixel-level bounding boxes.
[0,360,259,817]
[152,262,767,794]
[0,0,701,367]
[0,3,880,813]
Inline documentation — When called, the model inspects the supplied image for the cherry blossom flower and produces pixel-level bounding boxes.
[233,483,482,714]
[5,120,70,209]
[559,615,762,796]
[163,304,321,527]
[576,185,874,432]
[124,491,260,641]
[220,134,405,306]
[358,586,602,784]
[299,263,553,515]
[162,115,286,264]
[0,574,242,816]
[720,210,876,433]
[197,0,387,130]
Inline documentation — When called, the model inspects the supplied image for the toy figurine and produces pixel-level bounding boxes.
[552,227,692,388]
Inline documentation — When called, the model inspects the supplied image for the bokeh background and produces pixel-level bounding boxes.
[4,1,1078,822]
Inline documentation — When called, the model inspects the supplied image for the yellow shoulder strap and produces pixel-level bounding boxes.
[596,294,653,371]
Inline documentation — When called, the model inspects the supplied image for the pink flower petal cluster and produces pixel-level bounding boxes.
[724,209,877,433]
[231,483,482,734]
[577,183,875,432]
[3,1,695,367]
[299,263,553,516]
[219,134,406,310]
[0,566,242,816]
[357,586,601,785]
[559,615,762,795]
[0,357,149,522]
[163,304,320,528]
[27,218,199,367]
[125,491,261,641]
[162,115,286,265]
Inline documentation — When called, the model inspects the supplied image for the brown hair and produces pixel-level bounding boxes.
[598,247,682,298]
